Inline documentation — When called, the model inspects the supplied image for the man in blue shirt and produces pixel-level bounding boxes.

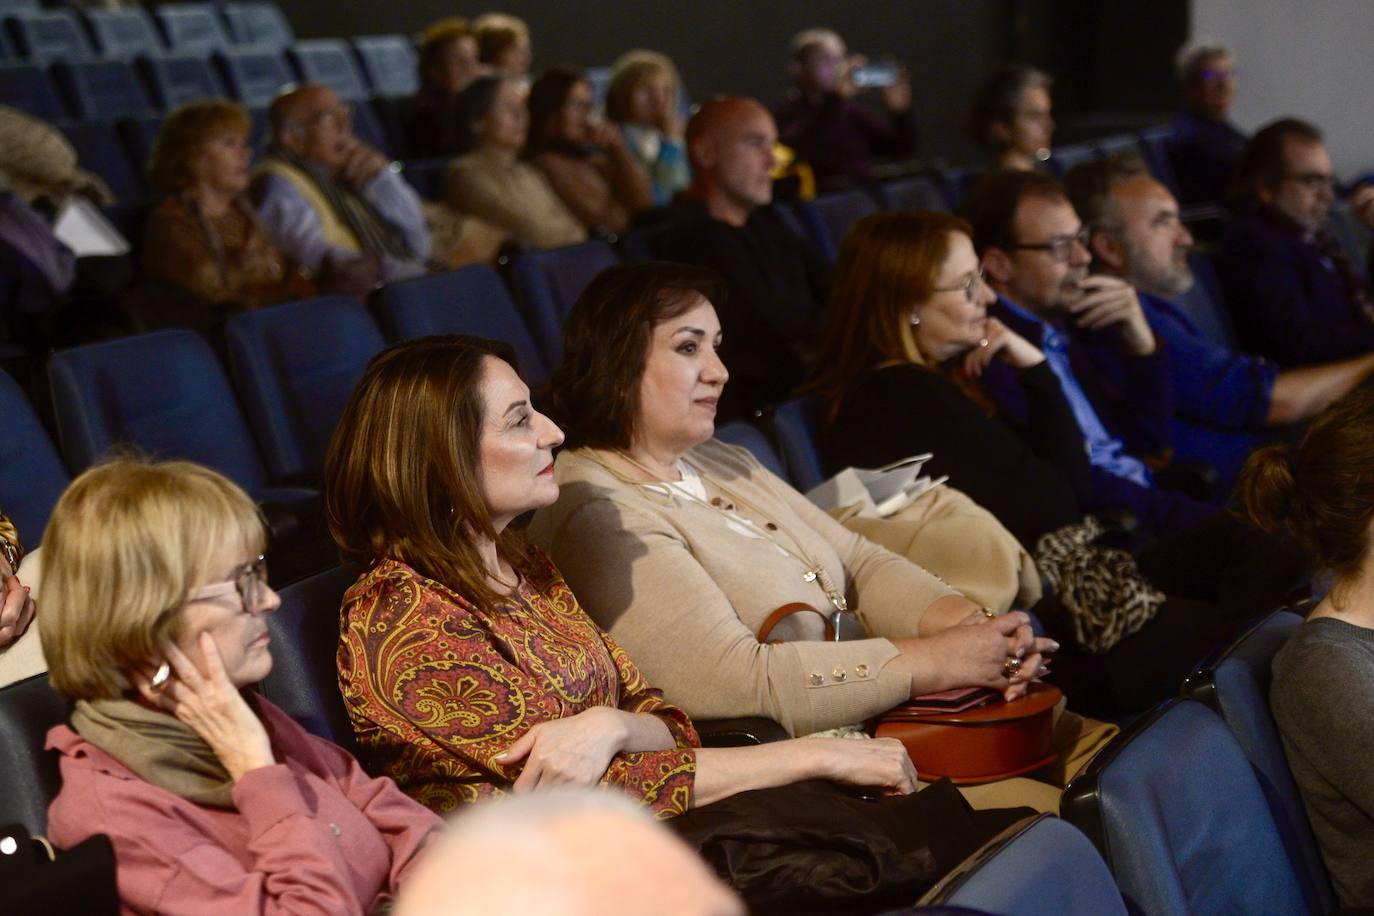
[1066,153,1374,487]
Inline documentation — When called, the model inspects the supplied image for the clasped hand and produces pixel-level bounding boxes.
[934,610,1057,702]
[497,706,634,792]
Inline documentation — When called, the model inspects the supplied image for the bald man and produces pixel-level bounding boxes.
[253,84,430,292]
[654,97,828,421]
[393,790,744,916]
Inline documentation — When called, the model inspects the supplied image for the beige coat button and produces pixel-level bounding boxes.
[809,673,824,686]
[855,664,870,678]
[328,822,341,836]
[832,667,847,681]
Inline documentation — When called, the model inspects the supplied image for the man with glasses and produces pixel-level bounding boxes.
[1213,117,1374,367]
[254,84,431,296]
[1166,41,1246,208]
[1068,153,1374,489]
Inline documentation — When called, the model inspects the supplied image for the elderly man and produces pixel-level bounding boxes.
[1067,153,1374,485]
[654,97,828,421]
[254,84,430,293]
[1166,41,1246,207]
[771,27,916,186]
[1212,118,1374,368]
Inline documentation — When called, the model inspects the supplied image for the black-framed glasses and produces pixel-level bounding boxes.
[1011,227,1090,262]
[1281,172,1338,193]
[933,263,988,302]
[188,555,269,613]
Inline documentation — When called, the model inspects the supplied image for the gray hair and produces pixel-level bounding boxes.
[1174,39,1232,84]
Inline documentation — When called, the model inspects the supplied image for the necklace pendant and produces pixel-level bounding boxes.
[802,569,818,583]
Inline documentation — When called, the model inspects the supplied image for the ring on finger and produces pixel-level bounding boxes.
[1002,655,1022,679]
[978,338,990,348]
[150,661,172,693]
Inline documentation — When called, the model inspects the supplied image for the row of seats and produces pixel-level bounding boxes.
[0,1,294,64]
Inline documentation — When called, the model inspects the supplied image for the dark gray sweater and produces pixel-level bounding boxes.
[1271,616,1374,907]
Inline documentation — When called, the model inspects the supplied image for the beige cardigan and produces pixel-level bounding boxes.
[527,440,959,736]
[443,148,587,250]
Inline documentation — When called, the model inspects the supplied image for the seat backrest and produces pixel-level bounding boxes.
[0,62,68,121]
[225,295,387,484]
[511,240,619,366]
[0,674,69,834]
[287,39,367,101]
[82,8,162,59]
[137,52,226,111]
[48,329,271,493]
[220,1,293,49]
[5,9,90,63]
[213,47,293,108]
[939,166,981,210]
[1061,698,1308,916]
[53,59,153,120]
[1183,610,1334,913]
[376,266,549,385]
[1137,124,1181,196]
[925,815,1127,915]
[798,189,882,260]
[1178,253,1240,349]
[55,120,144,204]
[0,369,69,541]
[257,565,359,754]
[352,35,416,97]
[1046,142,1100,177]
[879,175,947,212]
[154,2,230,54]
[399,156,447,199]
[714,421,788,480]
[770,396,826,491]
[116,115,164,175]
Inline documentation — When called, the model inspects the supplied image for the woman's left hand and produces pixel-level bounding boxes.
[963,318,1044,377]
[498,706,633,791]
[0,572,35,649]
[991,611,1057,701]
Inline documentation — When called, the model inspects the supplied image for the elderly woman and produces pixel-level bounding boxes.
[42,459,440,913]
[605,50,690,206]
[526,68,653,236]
[970,64,1055,172]
[1246,388,1374,909]
[443,76,586,250]
[142,100,314,314]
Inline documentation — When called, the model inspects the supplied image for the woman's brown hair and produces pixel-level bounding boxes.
[810,210,972,421]
[546,261,727,450]
[147,99,251,196]
[324,335,532,610]
[1238,386,1374,594]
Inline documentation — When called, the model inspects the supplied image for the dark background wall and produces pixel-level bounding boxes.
[281,0,1187,163]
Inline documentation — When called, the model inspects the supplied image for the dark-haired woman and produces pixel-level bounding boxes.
[1246,387,1374,909]
[970,64,1055,172]
[526,68,652,236]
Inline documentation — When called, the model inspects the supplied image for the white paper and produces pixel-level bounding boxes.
[806,455,944,518]
[52,197,130,257]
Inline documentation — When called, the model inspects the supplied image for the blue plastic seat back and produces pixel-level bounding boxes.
[1178,253,1240,349]
[939,166,981,210]
[154,3,230,54]
[5,9,90,63]
[348,100,389,157]
[511,240,620,366]
[117,115,163,176]
[1046,142,1100,178]
[770,396,826,491]
[56,120,144,203]
[214,47,293,108]
[53,59,154,120]
[0,674,69,834]
[1329,200,1372,283]
[220,2,293,50]
[48,329,271,494]
[288,39,368,101]
[714,421,788,481]
[1062,699,1308,916]
[0,63,68,120]
[82,8,163,59]
[225,295,387,483]
[797,189,882,260]
[1137,124,1181,196]
[0,0,39,12]
[878,175,947,212]
[257,565,359,754]
[1184,610,1335,913]
[400,157,447,199]
[137,53,226,111]
[376,266,549,386]
[352,35,417,98]
[929,815,1127,916]
[0,369,69,541]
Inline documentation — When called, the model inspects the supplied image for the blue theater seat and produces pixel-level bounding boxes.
[4,9,90,63]
[224,296,387,484]
[878,175,947,212]
[352,35,417,97]
[154,2,230,55]
[714,421,787,480]
[117,115,163,176]
[399,157,447,199]
[797,188,882,260]
[137,52,226,111]
[81,8,162,60]
[53,59,154,120]
[376,266,549,385]
[939,166,981,210]
[214,46,293,108]
[769,396,826,491]
[1182,253,1240,349]
[1137,124,1181,196]
[0,369,70,542]
[1184,610,1335,914]
[56,120,144,203]
[0,63,69,120]
[1046,142,1099,177]
[288,39,368,101]
[220,1,293,50]
[0,674,69,834]
[511,240,619,365]
[1061,698,1308,915]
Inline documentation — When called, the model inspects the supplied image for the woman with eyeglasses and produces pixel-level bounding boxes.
[811,210,1249,716]
[42,459,440,914]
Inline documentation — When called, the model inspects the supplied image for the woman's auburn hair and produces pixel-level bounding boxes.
[146,99,251,196]
[545,261,728,451]
[42,458,265,701]
[323,334,533,610]
[810,209,972,421]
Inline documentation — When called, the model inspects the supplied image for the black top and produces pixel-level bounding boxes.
[820,362,1091,546]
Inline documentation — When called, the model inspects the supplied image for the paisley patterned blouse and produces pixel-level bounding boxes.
[337,551,699,818]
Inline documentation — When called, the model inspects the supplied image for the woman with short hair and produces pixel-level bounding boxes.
[970,64,1055,172]
[605,51,690,206]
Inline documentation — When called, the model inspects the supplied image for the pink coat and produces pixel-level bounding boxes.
[46,697,441,915]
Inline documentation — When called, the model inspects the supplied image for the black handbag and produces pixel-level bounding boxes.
[0,824,120,916]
